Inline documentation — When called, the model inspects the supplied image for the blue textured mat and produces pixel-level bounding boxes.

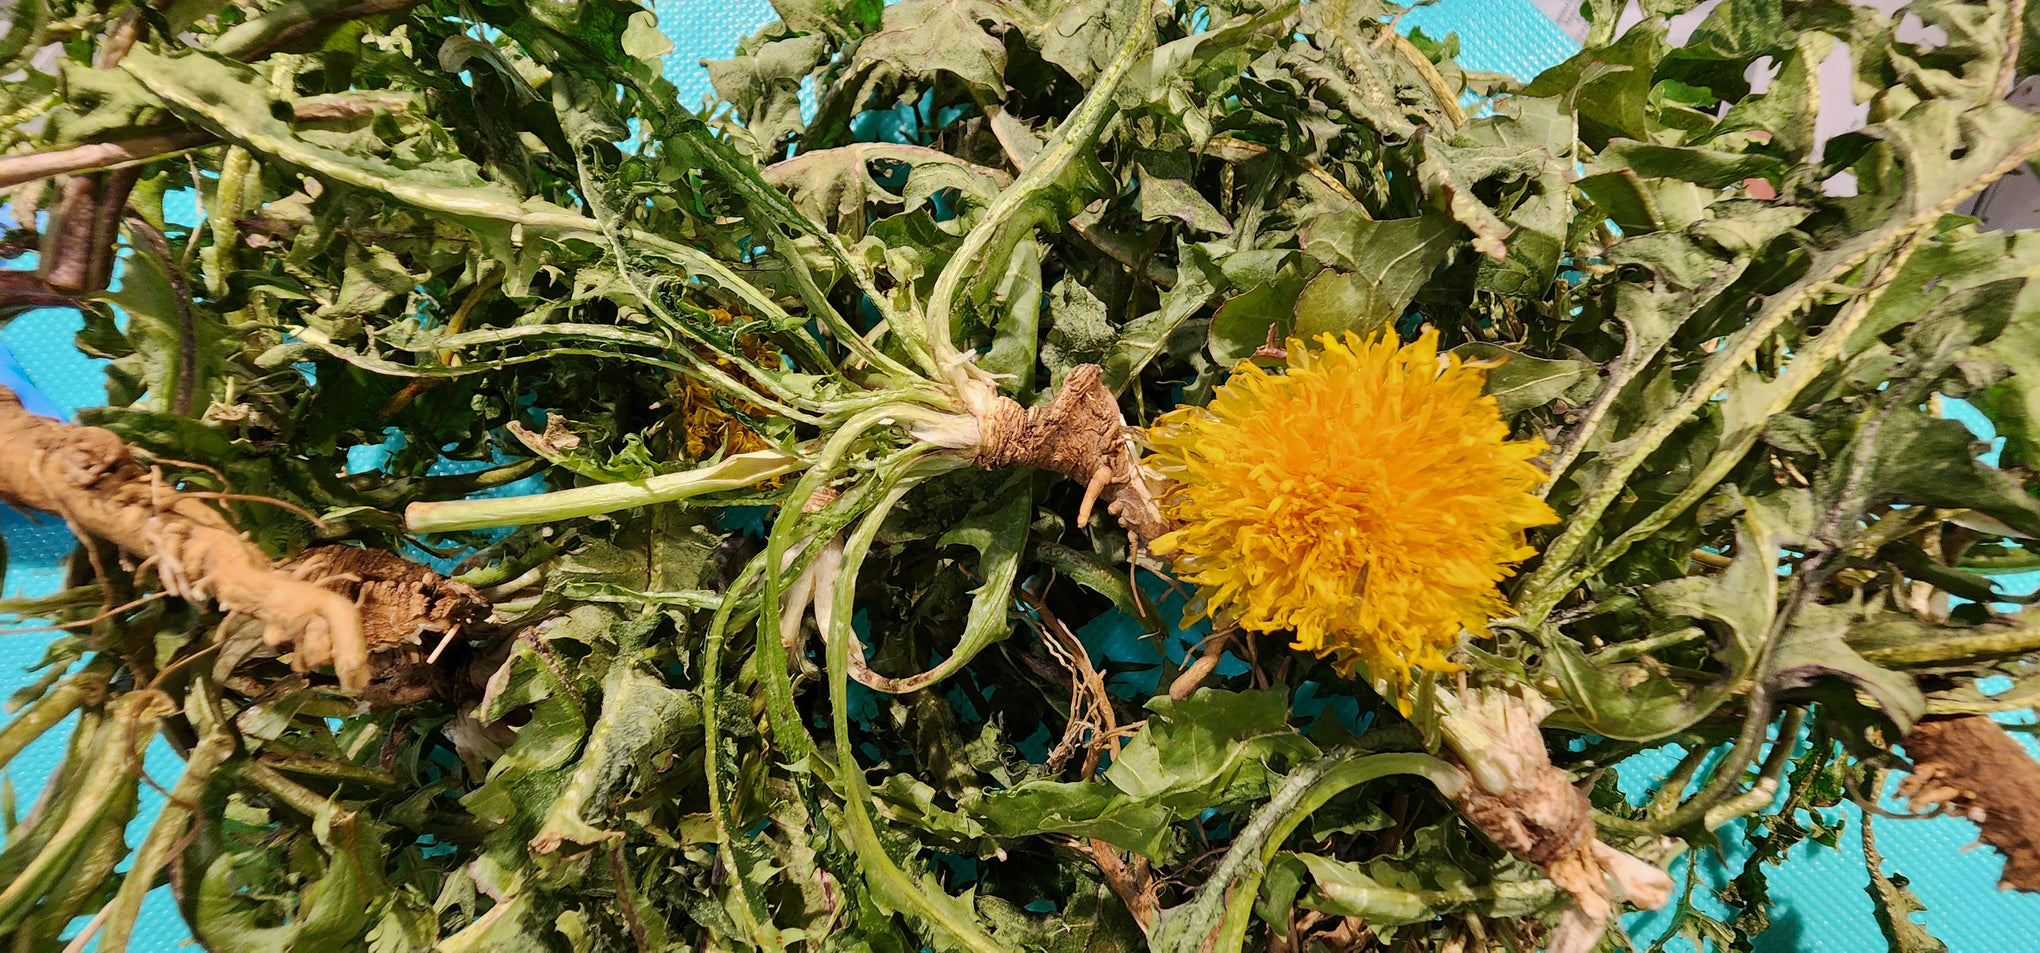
[3,2,2037,950]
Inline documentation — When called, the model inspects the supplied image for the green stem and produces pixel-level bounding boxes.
[1538,299,1675,499]
[1312,873,1566,921]
[1520,124,2040,621]
[1590,625,1707,665]
[201,145,252,299]
[1150,750,1464,953]
[1646,742,1718,818]
[0,693,164,931]
[243,762,335,817]
[922,4,1152,385]
[1854,617,2040,668]
[666,119,933,380]
[95,730,235,953]
[1554,225,1919,603]
[0,670,104,771]
[26,781,135,943]
[569,139,841,406]
[1633,367,1935,832]
[1626,691,1783,834]
[771,224,925,382]
[823,456,1000,953]
[1962,550,2040,573]
[403,449,804,533]
[751,403,956,756]
[450,540,557,588]
[206,54,290,302]
[698,555,784,949]
[132,45,929,403]
[1700,707,1805,830]
[211,0,428,60]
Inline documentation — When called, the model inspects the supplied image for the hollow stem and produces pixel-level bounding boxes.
[1701,707,1806,830]
[0,670,106,771]
[94,729,235,953]
[1647,743,1718,818]
[1645,692,1786,833]
[404,449,804,533]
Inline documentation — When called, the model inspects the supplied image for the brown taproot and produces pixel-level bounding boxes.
[972,364,1169,541]
[0,387,368,688]
[1899,715,2040,891]
[1439,688,1672,953]
[288,545,484,652]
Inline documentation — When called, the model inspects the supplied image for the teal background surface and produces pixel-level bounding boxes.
[3,1,2037,949]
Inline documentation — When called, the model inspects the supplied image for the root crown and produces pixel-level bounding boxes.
[971,365,1168,540]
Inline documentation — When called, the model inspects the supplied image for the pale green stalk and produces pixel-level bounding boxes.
[403,449,804,533]
[0,671,104,771]
[752,403,954,758]
[201,60,289,300]
[578,165,839,410]
[95,730,236,953]
[0,693,166,930]
[697,555,787,949]
[1700,707,1806,830]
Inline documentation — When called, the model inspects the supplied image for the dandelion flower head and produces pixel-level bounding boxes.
[1146,330,1558,697]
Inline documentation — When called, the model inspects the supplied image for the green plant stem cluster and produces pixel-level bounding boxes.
[2,1,2040,951]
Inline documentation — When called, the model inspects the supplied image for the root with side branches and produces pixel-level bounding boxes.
[0,387,369,688]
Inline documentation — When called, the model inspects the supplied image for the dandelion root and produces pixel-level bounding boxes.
[288,545,488,707]
[970,364,1169,540]
[0,387,369,688]
[1898,715,2040,891]
[1439,688,1673,953]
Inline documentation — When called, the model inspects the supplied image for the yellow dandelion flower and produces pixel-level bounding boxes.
[1146,329,1558,698]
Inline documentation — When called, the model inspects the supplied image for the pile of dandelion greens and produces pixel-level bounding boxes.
[2,0,2040,950]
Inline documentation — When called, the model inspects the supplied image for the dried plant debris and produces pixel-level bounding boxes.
[0,0,2037,950]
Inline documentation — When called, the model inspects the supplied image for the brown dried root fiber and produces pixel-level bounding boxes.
[961,364,1169,540]
[289,545,487,707]
[1898,715,2040,891]
[1438,687,1673,953]
[0,387,369,688]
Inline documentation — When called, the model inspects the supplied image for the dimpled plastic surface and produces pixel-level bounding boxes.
[3,1,2039,949]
